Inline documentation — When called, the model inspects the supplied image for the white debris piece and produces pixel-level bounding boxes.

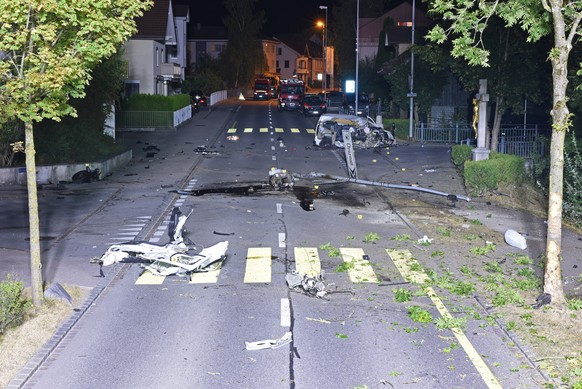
[504,229,527,250]
[245,332,293,350]
[417,235,433,245]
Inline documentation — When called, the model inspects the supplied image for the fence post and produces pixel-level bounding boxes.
[500,136,505,154]
[455,124,459,144]
[420,122,424,143]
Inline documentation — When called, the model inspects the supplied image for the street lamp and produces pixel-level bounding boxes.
[408,0,416,142]
[355,0,359,115]
[319,5,328,100]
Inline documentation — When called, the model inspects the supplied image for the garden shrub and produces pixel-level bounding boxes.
[564,136,582,228]
[0,274,31,335]
[121,94,190,111]
[382,118,410,141]
[463,152,526,196]
[451,144,473,169]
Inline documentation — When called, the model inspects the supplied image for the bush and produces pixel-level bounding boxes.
[382,118,410,141]
[564,135,582,228]
[451,144,473,169]
[463,152,527,196]
[121,94,191,111]
[0,274,31,334]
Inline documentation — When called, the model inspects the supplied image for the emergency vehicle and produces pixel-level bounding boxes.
[277,79,305,111]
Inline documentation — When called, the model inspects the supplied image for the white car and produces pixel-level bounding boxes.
[313,113,394,148]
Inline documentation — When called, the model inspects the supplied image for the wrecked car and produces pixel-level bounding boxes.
[313,113,394,149]
[94,207,228,277]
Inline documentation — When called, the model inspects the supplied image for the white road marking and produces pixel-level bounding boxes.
[280,298,291,327]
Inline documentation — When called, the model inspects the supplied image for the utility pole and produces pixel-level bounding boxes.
[320,5,328,100]
[355,0,359,115]
[407,0,416,142]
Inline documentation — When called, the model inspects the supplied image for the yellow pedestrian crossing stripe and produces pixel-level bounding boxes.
[340,247,379,283]
[225,127,315,134]
[294,247,320,277]
[190,269,220,284]
[134,246,384,285]
[135,271,165,285]
[244,247,272,283]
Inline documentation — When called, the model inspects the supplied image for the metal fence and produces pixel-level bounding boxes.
[414,123,475,144]
[414,123,548,158]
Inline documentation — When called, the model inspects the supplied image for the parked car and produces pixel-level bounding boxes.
[190,90,207,107]
[343,92,370,116]
[302,94,326,116]
[321,91,344,113]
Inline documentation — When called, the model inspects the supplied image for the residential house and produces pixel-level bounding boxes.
[274,32,335,89]
[274,39,301,80]
[186,24,228,72]
[358,1,433,61]
[122,0,189,97]
[363,1,469,125]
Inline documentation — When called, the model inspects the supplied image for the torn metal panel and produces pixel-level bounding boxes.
[94,207,228,277]
[286,271,327,298]
[245,332,293,350]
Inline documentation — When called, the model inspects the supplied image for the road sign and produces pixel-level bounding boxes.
[342,129,358,179]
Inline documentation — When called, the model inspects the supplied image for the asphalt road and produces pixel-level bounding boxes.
[3,99,558,388]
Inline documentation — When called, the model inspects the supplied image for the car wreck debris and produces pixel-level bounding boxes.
[245,332,293,350]
[93,207,228,277]
[286,271,327,298]
[313,114,394,149]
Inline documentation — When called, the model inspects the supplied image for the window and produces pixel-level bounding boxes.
[277,48,282,55]
[124,81,140,98]
[284,60,289,68]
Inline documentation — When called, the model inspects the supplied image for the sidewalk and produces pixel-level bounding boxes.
[379,142,581,297]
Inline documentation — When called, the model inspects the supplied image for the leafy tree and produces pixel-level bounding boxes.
[427,17,551,151]
[0,0,152,306]
[182,54,227,95]
[332,0,396,82]
[222,0,265,89]
[33,51,128,164]
[383,46,449,121]
[0,121,24,167]
[427,0,581,305]
[375,18,397,70]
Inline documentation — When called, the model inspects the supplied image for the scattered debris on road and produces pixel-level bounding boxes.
[286,271,327,298]
[245,332,292,350]
[504,229,527,250]
[93,207,228,277]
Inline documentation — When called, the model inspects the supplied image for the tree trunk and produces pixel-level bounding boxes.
[25,122,44,306]
[544,7,569,305]
[490,96,503,152]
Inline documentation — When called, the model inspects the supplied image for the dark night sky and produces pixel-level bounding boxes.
[186,0,335,36]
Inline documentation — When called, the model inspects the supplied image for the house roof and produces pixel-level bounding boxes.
[134,0,172,40]
[359,1,433,45]
[188,24,228,40]
[273,31,319,56]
